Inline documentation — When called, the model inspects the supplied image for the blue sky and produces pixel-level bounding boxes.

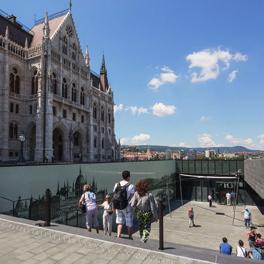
[2,0,264,149]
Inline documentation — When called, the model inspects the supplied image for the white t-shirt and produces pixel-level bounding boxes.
[113,180,135,200]
[236,246,247,257]
[226,193,231,199]
[208,195,212,200]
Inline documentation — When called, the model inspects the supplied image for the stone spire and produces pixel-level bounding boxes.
[84,46,90,67]
[43,12,50,39]
[5,26,9,39]
[69,0,72,13]
[25,37,28,49]
[99,54,109,92]
[100,54,107,75]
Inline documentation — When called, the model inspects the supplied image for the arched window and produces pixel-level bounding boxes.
[62,78,67,98]
[101,106,105,122]
[93,103,97,119]
[51,73,57,94]
[108,109,111,124]
[93,136,97,148]
[9,122,18,139]
[10,67,20,94]
[31,69,38,95]
[71,83,77,102]
[102,138,105,149]
[80,87,85,105]
[62,36,68,55]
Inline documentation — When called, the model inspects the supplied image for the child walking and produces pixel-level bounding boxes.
[100,194,113,236]
[130,180,158,243]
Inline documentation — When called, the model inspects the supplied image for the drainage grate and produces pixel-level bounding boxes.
[215,212,225,215]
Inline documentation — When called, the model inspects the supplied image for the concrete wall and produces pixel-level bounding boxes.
[244,158,264,199]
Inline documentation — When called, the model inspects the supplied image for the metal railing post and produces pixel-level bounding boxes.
[12,201,15,216]
[45,189,51,226]
[158,200,164,250]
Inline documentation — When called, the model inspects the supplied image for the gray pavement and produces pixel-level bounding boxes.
[147,201,264,251]
[0,213,262,264]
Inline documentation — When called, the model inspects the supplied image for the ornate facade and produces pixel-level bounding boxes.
[0,8,119,162]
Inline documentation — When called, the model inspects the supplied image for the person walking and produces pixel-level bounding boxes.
[236,240,247,258]
[99,194,113,236]
[208,194,212,207]
[243,208,251,228]
[226,192,231,206]
[79,184,99,233]
[130,179,158,243]
[112,170,135,239]
[188,207,195,227]
[219,237,232,255]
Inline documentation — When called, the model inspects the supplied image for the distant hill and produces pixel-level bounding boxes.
[121,145,261,153]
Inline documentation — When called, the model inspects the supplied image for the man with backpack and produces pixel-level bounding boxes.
[112,170,135,239]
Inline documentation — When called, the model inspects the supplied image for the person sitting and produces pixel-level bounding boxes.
[219,237,232,255]
[256,233,264,249]
[236,240,247,258]
[248,242,263,260]
[248,227,257,248]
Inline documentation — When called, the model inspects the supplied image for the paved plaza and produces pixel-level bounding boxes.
[148,201,264,251]
[0,215,214,264]
[0,203,263,264]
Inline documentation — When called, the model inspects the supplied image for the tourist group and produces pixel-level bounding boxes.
[79,170,158,243]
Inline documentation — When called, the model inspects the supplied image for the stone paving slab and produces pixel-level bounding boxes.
[0,214,261,264]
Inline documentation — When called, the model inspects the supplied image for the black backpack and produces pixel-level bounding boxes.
[112,182,130,210]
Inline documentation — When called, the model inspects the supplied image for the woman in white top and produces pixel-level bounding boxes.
[99,194,113,236]
[236,240,247,258]
[79,184,99,233]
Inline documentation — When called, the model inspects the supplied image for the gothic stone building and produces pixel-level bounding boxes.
[0,9,119,162]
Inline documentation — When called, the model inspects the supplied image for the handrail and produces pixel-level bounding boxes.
[0,195,13,203]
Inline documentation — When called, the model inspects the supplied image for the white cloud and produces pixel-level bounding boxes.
[228,70,238,83]
[120,137,129,145]
[152,102,176,117]
[200,116,211,122]
[114,104,125,113]
[148,66,178,90]
[128,106,148,115]
[225,134,256,148]
[243,138,256,149]
[225,134,241,145]
[114,104,148,115]
[186,48,247,83]
[120,133,151,145]
[258,134,264,145]
[115,102,177,118]
[179,142,190,148]
[198,133,218,147]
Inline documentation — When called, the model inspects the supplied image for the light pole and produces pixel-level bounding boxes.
[18,132,25,162]
[232,169,242,225]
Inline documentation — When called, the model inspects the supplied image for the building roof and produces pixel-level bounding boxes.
[31,10,69,47]
[91,72,100,89]
[0,10,33,47]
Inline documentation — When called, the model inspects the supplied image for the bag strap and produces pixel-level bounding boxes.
[239,246,246,257]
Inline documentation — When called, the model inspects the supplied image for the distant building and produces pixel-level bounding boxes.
[0,7,120,162]
[205,150,216,159]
